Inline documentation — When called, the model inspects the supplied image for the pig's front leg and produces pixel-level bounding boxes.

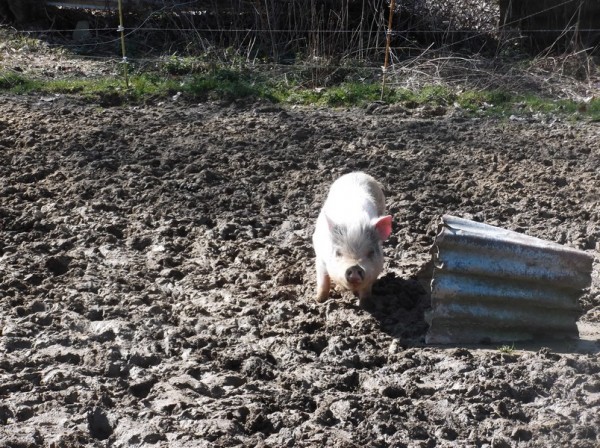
[315,259,331,302]
[357,285,373,307]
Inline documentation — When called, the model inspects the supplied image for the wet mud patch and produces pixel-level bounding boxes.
[0,94,599,447]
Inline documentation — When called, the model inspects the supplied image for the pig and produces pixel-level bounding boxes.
[312,172,392,305]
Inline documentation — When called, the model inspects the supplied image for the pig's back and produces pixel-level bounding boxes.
[323,172,386,222]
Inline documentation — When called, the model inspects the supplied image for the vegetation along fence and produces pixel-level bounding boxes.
[2,0,599,58]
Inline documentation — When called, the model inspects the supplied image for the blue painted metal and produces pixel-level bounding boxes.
[425,215,595,344]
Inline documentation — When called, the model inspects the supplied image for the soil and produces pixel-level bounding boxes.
[0,92,599,448]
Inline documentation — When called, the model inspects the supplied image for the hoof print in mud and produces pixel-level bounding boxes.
[45,255,72,276]
[87,407,113,441]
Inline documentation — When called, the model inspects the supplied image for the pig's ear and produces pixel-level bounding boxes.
[372,215,392,240]
[325,214,336,232]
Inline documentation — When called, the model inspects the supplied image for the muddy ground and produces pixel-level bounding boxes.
[0,93,599,447]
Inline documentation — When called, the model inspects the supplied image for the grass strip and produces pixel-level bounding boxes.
[1,69,598,121]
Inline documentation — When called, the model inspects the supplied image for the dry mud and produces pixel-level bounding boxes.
[0,94,599,447]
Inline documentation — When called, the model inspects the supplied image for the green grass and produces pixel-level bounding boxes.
[185,68,277,101]
[456,90,513,114]
[1,67,599,121]
[497,343,516,354]
[0,72,42,93]
[279,82,386,107]
[415,85,456,105]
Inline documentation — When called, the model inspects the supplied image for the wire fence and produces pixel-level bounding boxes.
[10,27,600,35]
[6,1,599,39]
[1,0,599,93]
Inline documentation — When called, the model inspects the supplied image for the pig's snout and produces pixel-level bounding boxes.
[345,265,365,285]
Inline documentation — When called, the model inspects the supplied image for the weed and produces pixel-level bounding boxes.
[0,72,40,93]
[185,69,275,101]
[322,83,382,107]
[454,90,513,115]
[416,85,456,106]
[585,98,600,121]
[497,343,516,354]
[163,55,203,75]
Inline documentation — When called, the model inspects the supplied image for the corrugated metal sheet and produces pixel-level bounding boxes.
[425,215,595,344]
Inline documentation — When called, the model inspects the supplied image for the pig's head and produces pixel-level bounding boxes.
[325,214,392,294]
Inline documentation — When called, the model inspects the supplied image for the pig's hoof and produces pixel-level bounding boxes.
[358,294,373,308]
[315,292,329,303]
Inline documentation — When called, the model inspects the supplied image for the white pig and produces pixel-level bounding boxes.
[312,172,392,304]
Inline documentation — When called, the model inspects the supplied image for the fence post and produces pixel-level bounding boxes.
[381,0,396,100]
[117,0,129,88]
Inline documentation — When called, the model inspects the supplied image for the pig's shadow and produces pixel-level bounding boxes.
[365,270,431,344]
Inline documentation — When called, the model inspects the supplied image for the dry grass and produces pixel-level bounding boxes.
[383,48,599,103]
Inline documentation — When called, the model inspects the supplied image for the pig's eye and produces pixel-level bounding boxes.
[334,249,342,258]
[367,249,376,259]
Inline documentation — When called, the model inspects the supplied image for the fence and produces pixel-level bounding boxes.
[499,0,600,52]
[4,0,600,58]
[1,0,599,92]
